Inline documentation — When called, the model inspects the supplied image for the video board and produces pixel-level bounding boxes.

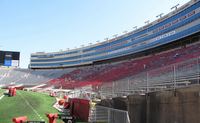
[0,51,20,67]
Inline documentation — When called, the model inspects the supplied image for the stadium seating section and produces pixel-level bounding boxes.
[1,40,200,90]
[44,41,200,89]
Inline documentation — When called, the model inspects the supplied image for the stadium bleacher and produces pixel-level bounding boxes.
[0,38,200,91]
[35,39,200,89]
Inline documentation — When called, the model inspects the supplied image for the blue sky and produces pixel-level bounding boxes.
[0,0,189,68]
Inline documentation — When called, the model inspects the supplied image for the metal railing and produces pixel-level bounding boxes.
[99,56,200,98]
[89,105,130,123]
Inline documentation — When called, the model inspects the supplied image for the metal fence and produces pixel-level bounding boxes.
[89,105,130,123]
[99,56,200,98]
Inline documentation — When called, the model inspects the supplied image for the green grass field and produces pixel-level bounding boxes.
[0,89,63,123]
[0,89,4,96]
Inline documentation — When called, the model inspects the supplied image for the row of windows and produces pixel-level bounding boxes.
[30,3,200,69]
[30,22,200,68]
[82,1,200,52]
[31,1,200,59]
[152,10,196,33]
[31,12,200,63]
[31,50,79,58]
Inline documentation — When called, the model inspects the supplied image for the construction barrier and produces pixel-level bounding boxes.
[12,116,27,123]
[69,98,90,122]
[46,113,58,123]
[9,87,16,96]
[58,99,65,106]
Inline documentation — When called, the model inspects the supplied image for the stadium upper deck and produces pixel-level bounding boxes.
[30,0,200,69]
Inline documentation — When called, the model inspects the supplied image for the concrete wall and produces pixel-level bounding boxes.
[128,95,146,123]
[98,97,128,110]
[128,85,200,123]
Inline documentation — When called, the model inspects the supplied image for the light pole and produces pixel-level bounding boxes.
[104,38,109,41]
[171,4,180,10]
[133,26,137,30]
[113,34,118,38]
[123,30,128,34]
[156,13,164,18]
[145,20,150,25]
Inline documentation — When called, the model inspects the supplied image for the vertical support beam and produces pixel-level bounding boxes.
[173,65,176,90]
[108,109,110,123]
[146,93,150,123]
[146,72,149,93]
[197,57,200,85]
[128,78,130,94]
[112,82,115,97]
[94,106,97,122]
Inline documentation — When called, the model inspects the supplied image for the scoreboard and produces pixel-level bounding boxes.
[0,51,20,67]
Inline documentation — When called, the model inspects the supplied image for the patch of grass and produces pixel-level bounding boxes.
[0,89,3,93]
[0,90,63,123]
[0,89,5,96]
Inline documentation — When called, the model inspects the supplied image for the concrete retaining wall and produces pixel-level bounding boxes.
[128,85,200,123]
[128,95,146,123]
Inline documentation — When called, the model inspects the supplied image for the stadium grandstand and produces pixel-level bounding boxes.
[0,0,200,123]
[30,0,200,69]
[8,0,199,93]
